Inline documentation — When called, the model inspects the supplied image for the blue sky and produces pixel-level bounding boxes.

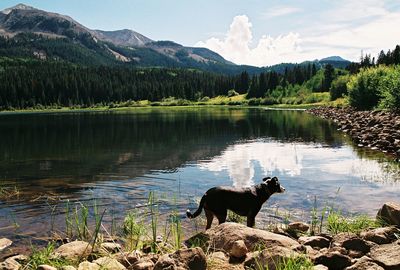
[1,0,400,66]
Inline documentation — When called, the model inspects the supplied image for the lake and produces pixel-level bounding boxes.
[1,107,400,244]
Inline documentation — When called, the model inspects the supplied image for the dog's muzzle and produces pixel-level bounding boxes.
[280,186,286,193]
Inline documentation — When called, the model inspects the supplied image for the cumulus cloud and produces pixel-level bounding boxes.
[195,15,302,66]
[195,2,400,66]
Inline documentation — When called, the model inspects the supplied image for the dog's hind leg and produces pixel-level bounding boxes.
[205,209,214,230]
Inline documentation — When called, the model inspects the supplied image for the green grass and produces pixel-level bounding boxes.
[123,211,146,251]
[25,243,73,269]
[251,255,314,270]
[326,210,379,234]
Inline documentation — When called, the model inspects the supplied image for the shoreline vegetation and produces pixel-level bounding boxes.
[1,187,399,270]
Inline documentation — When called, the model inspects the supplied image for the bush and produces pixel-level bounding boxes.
[379,66,400,110]
[330,75,350,100]
[347,66,389,110]
[247,98,261,106]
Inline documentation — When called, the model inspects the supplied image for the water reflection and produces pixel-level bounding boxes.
[0,107,399,244]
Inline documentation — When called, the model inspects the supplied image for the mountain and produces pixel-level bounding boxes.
[0,4,351,74]
[320,56,348,62]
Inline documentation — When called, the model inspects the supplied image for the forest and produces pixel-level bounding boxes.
[0,44,399,111]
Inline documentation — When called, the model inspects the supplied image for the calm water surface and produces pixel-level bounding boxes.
[0,107,399,244]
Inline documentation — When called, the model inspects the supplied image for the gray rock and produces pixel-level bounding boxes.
[0,255,28,270]
[0,238,12,252]
[298,236,330,249]
[99,242,122,254]
[345,256,384,270]
[229,240,248,258]
[53,241,92,260]
[61,266,77,270]
[377,202,400,226]
[93,257,126,270]
[342,237,371,253]
[369,240,400,269]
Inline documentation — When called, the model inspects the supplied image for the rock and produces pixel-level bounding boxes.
[369,240,400,269]
[78,261,100,270]
[331,232,357,247]
[53,241,92,260]
[377,202,400,226]
[313,251,352,270]
[207,252,240,270]
[0,238,12,252]
[209,251,229,262]
[298,236,330,249]
[37,265,57,270]
[61,266,77,270]
[244,246,299,270]
[115,250,142,267]
[205,222,299,252]
[313,265,328,270]
[93,257,126,270]
[130,258,154,270]
[341,237,371,254]
[360,226,400,244]
[99,242,121,254]
[0,255,28,270]
[229,240,248,258]
[345,256,384,270]
[154,247,206,270]
[287,222,310,233]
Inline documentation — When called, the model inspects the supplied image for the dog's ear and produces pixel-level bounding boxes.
[263,177,271,182]
[271,177,278,183]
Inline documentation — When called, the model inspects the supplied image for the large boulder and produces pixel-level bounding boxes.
[376,202,400,226]
[313,251,352,270]
[287,222,309,233]
[369,240,400,269]
[154,247,206,270]
[53,241,92,260]
[204,223,299,252]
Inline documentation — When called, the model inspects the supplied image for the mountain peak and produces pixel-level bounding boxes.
[319,56,349,62]
[2,3,36,14]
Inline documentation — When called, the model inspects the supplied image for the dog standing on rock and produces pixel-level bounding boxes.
[186,176,285,229]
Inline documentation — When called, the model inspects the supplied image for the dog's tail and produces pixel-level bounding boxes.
[186,194,206,219]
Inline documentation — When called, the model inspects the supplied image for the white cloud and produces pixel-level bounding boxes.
[195,15,302,66]
[262,6,302,18]
[195,2,400,66]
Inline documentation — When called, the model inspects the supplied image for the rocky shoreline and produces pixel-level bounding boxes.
[1,202,400,270]
[307,107,400,160]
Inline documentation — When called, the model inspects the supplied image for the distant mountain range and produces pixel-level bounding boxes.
[0,4,351,74]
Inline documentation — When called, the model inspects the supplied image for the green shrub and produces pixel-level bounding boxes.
[379,66,400,110]
[330,75,350,100]
[227,89,239,97]
[248,98,261,106]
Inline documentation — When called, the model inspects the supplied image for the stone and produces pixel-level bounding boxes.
[360,226,400,244]
[0,255,28,270]
[130,258,154,270]
[377,202,400,226]
[244,246,299,270]
[61,266,77,270]
[287,222,310,233]
[115,250,142,267]
[0,238,12,252]
[229,240,248,258]
[37,265,57,270]
[99,242,122,254]
[331,232,357,247]
[154,247,206,270]
[313,265,328,270]
[207,251,242,270]
[204,222,299,252]
[369,240,400,269]
[341,237,371,253]
[53,241,92,260]
[93,257,126,270]
[313,251,352,270]
[345,256,384,270]
[298,236,330,249]
[78,261,100,270]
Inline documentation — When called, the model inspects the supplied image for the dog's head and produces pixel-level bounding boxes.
[262,176,285,194]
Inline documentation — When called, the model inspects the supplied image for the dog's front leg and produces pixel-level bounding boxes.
[246,216,255,227]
